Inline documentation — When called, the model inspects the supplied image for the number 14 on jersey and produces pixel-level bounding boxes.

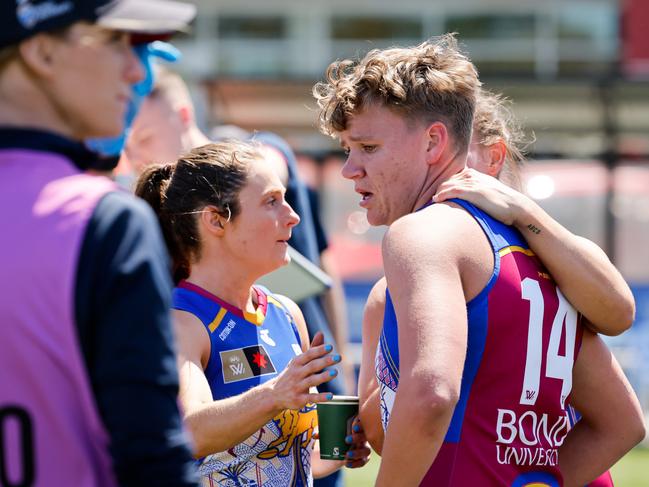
[520,278,578,409]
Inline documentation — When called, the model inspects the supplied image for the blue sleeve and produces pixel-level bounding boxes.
[75,191,198,487]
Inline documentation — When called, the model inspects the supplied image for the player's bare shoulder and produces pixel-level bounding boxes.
[384,201,494,300]
[384,202,481,257]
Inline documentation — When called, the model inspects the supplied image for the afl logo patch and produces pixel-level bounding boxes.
[220,345,277,383]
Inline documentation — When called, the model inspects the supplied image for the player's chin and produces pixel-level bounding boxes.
[269,250,290,270]
[366,210,388,227]
[277,242,291,262]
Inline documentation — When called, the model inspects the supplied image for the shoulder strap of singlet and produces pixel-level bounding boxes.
[445,198,530,307]
[449,198,528,252]
[172,285,226,334]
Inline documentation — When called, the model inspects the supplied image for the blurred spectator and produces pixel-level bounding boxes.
[0,1,198,486]
[124,66,210,175]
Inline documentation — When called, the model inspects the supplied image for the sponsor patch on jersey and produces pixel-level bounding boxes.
[220,345,277,383]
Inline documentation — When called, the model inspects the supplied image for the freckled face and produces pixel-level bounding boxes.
[339,104,431,226]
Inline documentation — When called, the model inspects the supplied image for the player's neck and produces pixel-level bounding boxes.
[187,265,258,314]
[412,154,466,213]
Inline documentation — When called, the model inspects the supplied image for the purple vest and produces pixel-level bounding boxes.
[0,149,117,487]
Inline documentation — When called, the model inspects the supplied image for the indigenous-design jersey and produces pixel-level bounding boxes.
[375,199,583,487]
[173,282,316,487]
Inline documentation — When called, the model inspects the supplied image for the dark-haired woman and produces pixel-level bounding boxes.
[136,140,369,487]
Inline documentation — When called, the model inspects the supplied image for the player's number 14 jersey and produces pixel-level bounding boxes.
[376,199,583,487]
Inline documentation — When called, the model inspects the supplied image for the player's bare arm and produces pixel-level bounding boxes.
[358,277,388,454]
[434,168,635,335]
[174,308,338,458]
[375,204,493,486]
[558,327,645,486]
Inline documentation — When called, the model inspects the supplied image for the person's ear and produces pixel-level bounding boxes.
[485,139,507,177]
[178,106,192,129]
[200,206,226,236]
[425,122,449,165]
[18,34,59,78]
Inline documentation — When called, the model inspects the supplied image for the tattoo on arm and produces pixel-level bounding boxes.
[527,224,542,235]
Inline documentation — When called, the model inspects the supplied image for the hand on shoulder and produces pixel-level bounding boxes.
[433,168,530,226]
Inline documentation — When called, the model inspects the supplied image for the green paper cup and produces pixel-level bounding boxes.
[317,395,359,460]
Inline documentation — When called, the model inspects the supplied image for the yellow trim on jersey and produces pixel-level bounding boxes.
[243,307,265,326]
[266,295,284,309]
[499,245,535,258]
[208,307,227,333]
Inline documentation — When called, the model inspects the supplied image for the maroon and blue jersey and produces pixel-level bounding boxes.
[376,199,584,486]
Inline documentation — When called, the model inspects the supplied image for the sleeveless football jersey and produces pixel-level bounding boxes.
[376,199,583,487]
[173,281,316,487]
[0,149,117,487]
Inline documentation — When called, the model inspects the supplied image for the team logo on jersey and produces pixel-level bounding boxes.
[220,345,277,383]
[258,403,317,460]
[259,329,276,347]
[510,471,559,487]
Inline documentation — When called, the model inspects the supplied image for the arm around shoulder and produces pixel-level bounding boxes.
[513,199,635,335]
[434,169,635,334]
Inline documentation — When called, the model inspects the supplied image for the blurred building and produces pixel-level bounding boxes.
[176,0,649,158]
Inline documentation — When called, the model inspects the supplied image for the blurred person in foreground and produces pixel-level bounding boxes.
[0,1,199,486]
[357,88,639,486]
[135,140,370,486]
[314,35,645,486]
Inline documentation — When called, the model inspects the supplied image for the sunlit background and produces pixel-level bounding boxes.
[171,1,649,484]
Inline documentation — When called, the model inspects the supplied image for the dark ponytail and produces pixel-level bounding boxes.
[136,163,173,214]
[135,163,191,283]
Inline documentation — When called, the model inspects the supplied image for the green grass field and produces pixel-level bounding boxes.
[344,446,649,486]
